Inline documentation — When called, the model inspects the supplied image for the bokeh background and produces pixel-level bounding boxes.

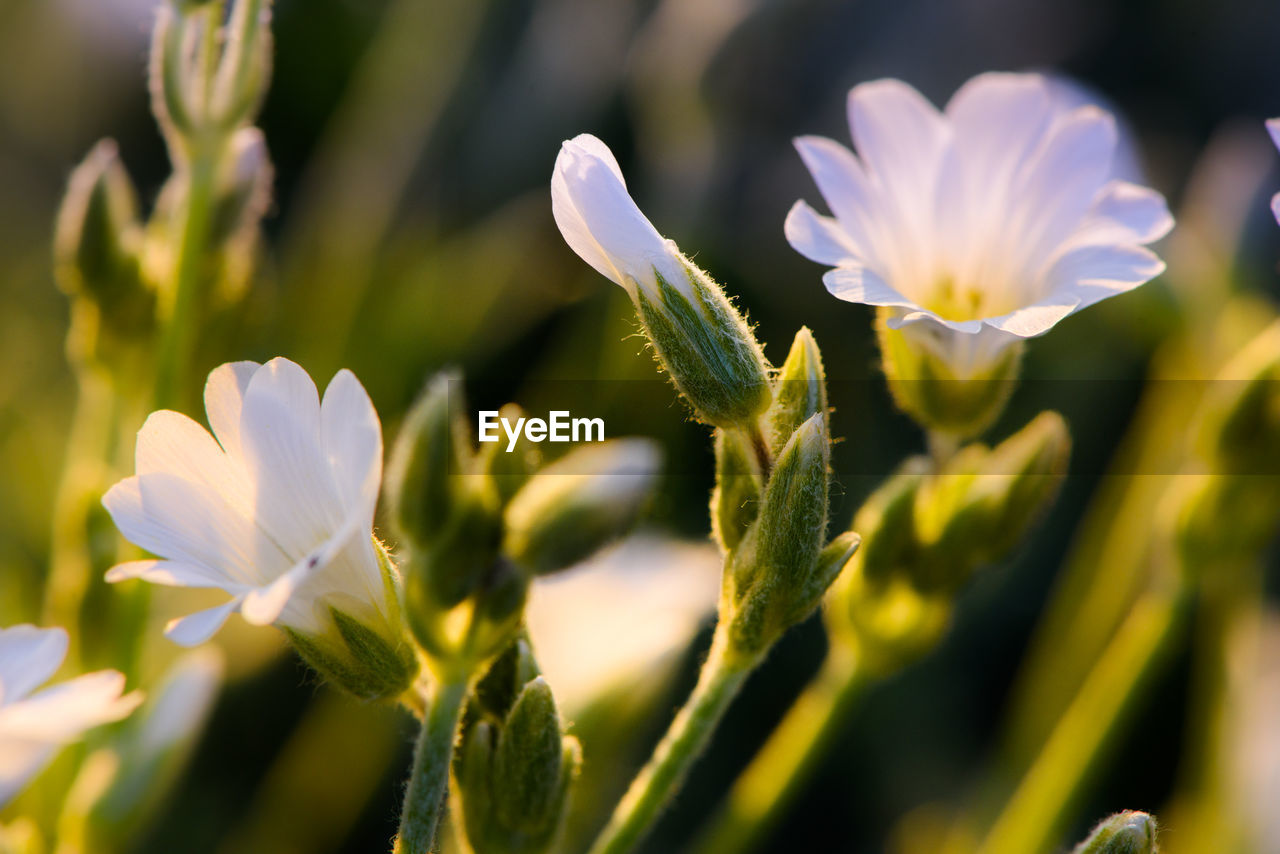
[1,0,1279,851]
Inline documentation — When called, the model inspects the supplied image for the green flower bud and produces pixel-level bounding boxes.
[386,371,471,547]
[877,309,1022,440]
[286,604,418,701]
[854,462,928,586]
[503,440,661,576]
[636,260,772,429]
[478,403,542,505]
[768,326,828,453]
[54,141,149,328]
[455,654,580,853]
[710,428,762,554]
[726,413,837,654]
[1072,811,1159,854]
[828,557,953,677]
[914,412,1069,593]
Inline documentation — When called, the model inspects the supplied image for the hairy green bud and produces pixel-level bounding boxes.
[386,371,471,547]
[710,428,762,553]
[1072,811,1158,854]
[635,261,772,429]
[768,327,828,452]
[877,309,1022,440]
[503,440,661,576]
[455,650,580,853]
[727,414,841,654]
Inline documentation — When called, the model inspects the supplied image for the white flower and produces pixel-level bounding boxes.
[1268,118,1280,224]
[103,358,398,648]
[786,72,1173,375]
[552,133,692,303]
[0,624,141,807]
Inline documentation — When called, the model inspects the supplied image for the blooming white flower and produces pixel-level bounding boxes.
[786,72,1173,376]
[1268,118,1280,223]
[103,358,400,650]
[0,624,141,807]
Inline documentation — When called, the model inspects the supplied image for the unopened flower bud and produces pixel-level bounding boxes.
[710,428,762,553]
[478,404,541,505]
[208,127,273,252]
[1072,811,1158,854]
[768,326,828,452]
[503,440,661,576]
[727,413,838,654]
[877,309,1022,440]
[853,462,927,585]
[552,134,772,428]
[54,140,147,324]
[386,371,470,547]
[456,657,580,853]
[286,603,418,701]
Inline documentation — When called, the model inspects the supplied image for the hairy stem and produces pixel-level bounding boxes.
[587,627,759,854]
[394,678,469,854]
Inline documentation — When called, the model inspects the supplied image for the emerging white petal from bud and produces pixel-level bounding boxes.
[0,625,141,807]
[102,358,400,649]
[551,133,692,302]
[787,72,1173,377]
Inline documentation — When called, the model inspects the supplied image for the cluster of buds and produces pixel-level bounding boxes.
[553,137,859,660]
[827,412,1070,674]
[712,329,860,657]
[53,0,275,372]
[385,371,661,680]
[453,637,581,854]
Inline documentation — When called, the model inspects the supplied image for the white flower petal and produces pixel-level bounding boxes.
[1040,243,1165,311]
[792,136,882,261]
[822,265,916,309]
[981,298,1081,338]
[847,79,949,229]
[319,369,382,520]
[135,410,252,516]
[0,626,67,706]
[551,134,685,297]
[164,599,243,646]
[783,201,860,266]
[0,671,140,741]
[1012,106,1118,267]
[105,559,248,590]
[103,473,284,588]
[1267,118,1280,151]
[204,361,260,461]
[238,358,345,557]
[1083,181,1174,245]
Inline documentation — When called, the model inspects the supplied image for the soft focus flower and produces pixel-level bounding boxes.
[552,134,772,428]
[102,358,400,649]
[524,535,720,714]
[0,625,141,807]
[787,72,1173,378]
[1267,118,1280,224]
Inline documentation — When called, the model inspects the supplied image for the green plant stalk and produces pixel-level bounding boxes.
[154,142,219,410]
[395,678,469,854]
[978,589,1189,854]
[689,646,867,854]
[587,625,760,854]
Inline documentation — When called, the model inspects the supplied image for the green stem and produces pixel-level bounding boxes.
[154,141,219,410]
[586,627,758,854]
[394,678,469,854]
[977,589,1189,854]
[690,646,867,854]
